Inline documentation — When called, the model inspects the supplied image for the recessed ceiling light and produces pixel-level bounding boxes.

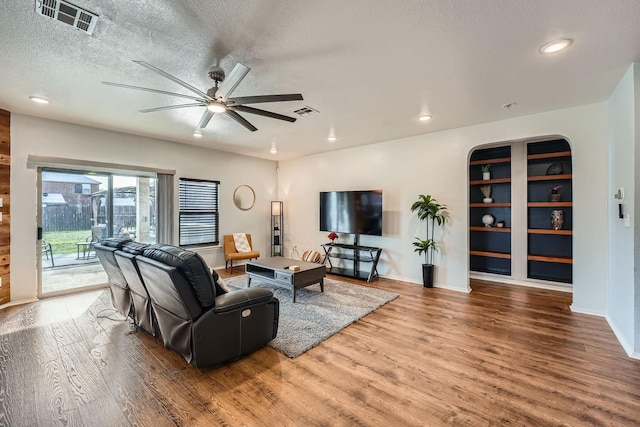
[29,96,50,104]
[540,38,573,54]
[193,129,203,138]
[328,136,337,142]
[419,115,432,121]
[270,146,278,154]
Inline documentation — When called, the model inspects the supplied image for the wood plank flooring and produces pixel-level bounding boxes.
[1,272,639,426]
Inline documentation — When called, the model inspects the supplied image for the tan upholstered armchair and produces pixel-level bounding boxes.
[224,234,260,272]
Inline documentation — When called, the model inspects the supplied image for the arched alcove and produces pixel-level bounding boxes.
[468,136,573,291]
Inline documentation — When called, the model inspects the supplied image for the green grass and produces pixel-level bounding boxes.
[42,230,93,255]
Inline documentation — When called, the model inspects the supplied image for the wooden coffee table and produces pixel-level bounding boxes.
[245,257,326,302]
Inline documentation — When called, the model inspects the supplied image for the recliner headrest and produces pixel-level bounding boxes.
[99,236,133,249]
[121,241,149,255]
[142,244,216,307]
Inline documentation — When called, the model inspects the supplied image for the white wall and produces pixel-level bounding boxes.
[10,114,277,302]
[606,64,636,355]
[279,103,609,314]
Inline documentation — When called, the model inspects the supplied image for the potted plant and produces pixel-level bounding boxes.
[480,185,493,203]
[549,186,562,202]
[481,164,491,180]
[410,194,449,288]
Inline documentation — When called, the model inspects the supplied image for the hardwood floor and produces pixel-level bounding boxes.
[1,272,639,426]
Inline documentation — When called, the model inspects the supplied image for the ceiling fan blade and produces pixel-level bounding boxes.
[197,110,214,129]
[139,103,206,113]
[229,105,297,122]
[225,110,257,132]
[133,60,213,101]
[227,94,304,105]
[216,63,250,100]
[102,81,208,102]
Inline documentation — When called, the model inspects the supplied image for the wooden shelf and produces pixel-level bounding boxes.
[528,255,573,264]
[528,229,572,235]
[527,151,571,160]
[470,178,511,185]
[470,250,511,259]
[470,226,511,232]
[527,174,572,182]
[470,203,511,207]
[469,157,511,166]
[527,202,573,207]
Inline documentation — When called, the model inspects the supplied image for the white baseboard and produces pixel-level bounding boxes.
[569,305,605,316]
[470,272,573,293]
[605,315,639,359]
[0,297,38,311]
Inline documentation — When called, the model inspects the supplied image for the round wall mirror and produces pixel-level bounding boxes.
[233,185,256,210]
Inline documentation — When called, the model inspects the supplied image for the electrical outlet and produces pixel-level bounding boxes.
[0,197,3,207]
[0,277,3,288]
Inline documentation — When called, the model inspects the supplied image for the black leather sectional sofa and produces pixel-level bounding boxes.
[94,238,279,368]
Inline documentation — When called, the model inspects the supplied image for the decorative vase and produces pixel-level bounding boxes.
[482,172,491,180]
[482,214,495,227]
[549,193,562,202]
[483,197,493,203]
[551,210,564,230]
[546,162,564,175]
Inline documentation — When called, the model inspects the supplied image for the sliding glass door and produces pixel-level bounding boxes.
[39,169,157,297]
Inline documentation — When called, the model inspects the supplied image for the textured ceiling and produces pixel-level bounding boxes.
[1,0,639,160]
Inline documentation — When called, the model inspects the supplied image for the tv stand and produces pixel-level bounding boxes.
[321,243,382,282]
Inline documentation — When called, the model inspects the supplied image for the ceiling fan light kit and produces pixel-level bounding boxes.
[103,61,303,132]
[207,102,227,113]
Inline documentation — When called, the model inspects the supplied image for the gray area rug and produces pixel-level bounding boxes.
[226,275,398,358]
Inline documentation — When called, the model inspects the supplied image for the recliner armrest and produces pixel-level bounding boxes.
[212,288,274,313]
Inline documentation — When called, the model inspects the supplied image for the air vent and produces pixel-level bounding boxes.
[35,0,98,35]
[293,106,320,116]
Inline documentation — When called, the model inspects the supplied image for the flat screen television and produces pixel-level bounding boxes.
[319,190,383,236]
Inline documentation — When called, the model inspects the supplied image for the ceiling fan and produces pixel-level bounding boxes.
[102,61,303,132]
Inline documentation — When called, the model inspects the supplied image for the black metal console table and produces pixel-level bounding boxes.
[321,243,382,282]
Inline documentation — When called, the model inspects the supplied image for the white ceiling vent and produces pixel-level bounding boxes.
[294,106,320,117]
[35,0,98,35]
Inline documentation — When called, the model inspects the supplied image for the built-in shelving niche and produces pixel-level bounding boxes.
[527,139,573,284]
[469,145,512,276]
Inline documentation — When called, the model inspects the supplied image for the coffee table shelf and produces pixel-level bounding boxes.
[245,257,326,302]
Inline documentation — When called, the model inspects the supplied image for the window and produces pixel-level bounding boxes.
[74,183,91,194]
[179,178,220,246]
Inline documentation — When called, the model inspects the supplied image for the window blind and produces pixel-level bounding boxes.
[179,178,220,246]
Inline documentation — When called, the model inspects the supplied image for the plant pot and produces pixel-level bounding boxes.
[482,172,490,180]
[422,264,434,288]
[549,193,561,202]
[483,197,493,203]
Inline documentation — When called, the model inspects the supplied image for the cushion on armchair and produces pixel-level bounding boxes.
[233,233,252,252]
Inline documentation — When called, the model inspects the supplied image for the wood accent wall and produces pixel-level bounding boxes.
[0,110,10,304]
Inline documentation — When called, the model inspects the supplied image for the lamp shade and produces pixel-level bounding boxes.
[271,201,282,216]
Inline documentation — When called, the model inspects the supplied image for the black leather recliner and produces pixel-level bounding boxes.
[114,242,157,336]
[93,237,133,318]
[135,244,279,368]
